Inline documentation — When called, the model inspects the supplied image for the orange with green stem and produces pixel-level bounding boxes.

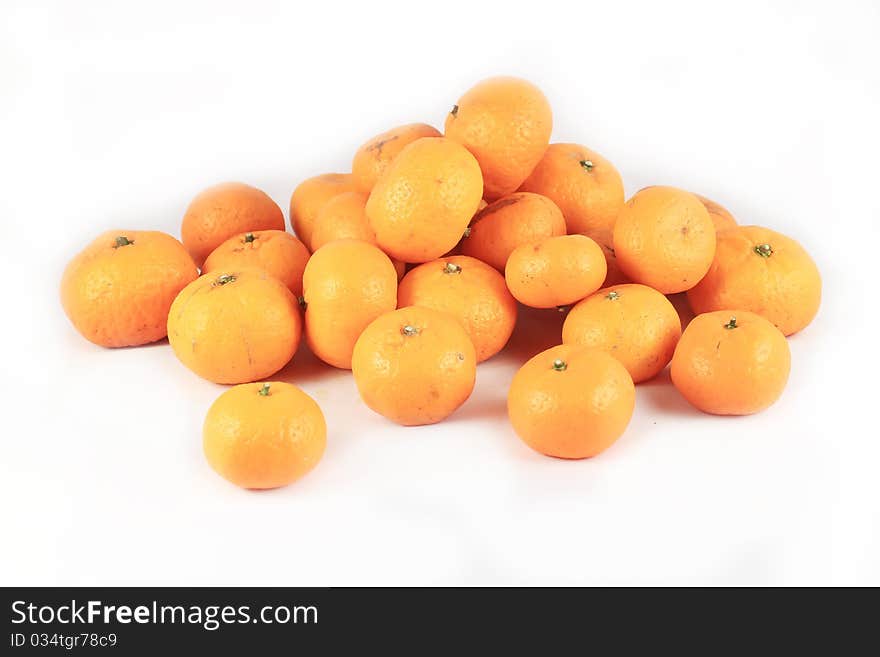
[352,306,477,426]
[61,230,198,347]
[687,225,821,335]
[507,344,635,459]
[562,283,681,383]
[203,381,326,489]
[671,310,791,415]
[167,268,302,384]
[181,182,284,266]
[202,229,310,296]
[397,255,517,362]
[445,76,552,200]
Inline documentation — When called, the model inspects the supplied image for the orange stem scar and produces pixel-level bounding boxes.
[214,274,237,286]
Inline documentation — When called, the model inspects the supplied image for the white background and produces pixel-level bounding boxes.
[2,0,878,586]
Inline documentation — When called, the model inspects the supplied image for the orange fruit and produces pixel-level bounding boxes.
[61,230,198,347]
[351,122,441,193]
[639,186,739,235]
[202,229,310,297]
[167,268,301,384]
[687,225,821,336]
[445,76,552,200]
[310,191,406,279]
[397,255,517,362]
[519,143,625,246]
[507,344,635,459]
[289,173,356,249]
[504,234,607,308]
[302,239,398,369]
[310,191,372,251]
[181,182,284,267]
[562,284,682,383]
[460,192,566,271]
[695,193,737,232]
[365,137,483,263]
[613,186,716,294]
[671,310,790,415]
[352,306,476,426]
[203,382,326,489]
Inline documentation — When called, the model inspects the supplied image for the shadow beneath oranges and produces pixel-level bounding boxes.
[636,368,703,417]
[274,340,344,384]
[113,337,170,350]
[499,304,566,363]
[143,337,170,349]
[449,390,508,424]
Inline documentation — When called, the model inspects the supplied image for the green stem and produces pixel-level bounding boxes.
[724,316,738,330]
[214,274,236,286]
[552,359,567,371]
[258,383,271,396]
[754,243,773,258]
[114,236,133,248]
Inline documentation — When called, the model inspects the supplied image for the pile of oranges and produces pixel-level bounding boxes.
[60,76,822,489]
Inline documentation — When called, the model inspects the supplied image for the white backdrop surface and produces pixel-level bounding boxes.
[1,0,878,585]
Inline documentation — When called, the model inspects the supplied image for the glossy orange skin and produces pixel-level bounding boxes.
[167,268,301,384]
[289,173,357,250]
[302,240,398,369]
[505,234,607,308]
[366,137,483,263]
[639,187,739,234]
[519,144,624,246]
[352,306,476,426]
[203,382,326,489]
[310,191,406,279]
[61,230,198,348]
[202,230,310,297]
[507,344,635,459]
[671,310,790,415]
[687,225,821,336]
[613,186,716,294]
[397,255,517,362]
[181,182,284,267]
[445,77,552,200]
[310,191,371,251]
[352,123,441,193]
[562,284,682,383]
[695,194,738,232]
[460,192,566,271]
